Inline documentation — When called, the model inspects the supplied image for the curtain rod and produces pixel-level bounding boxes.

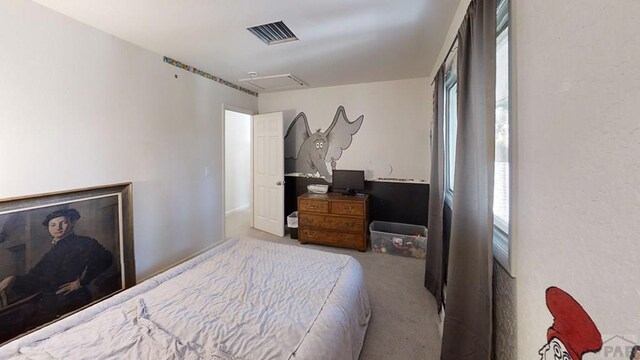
[430,35,459,86]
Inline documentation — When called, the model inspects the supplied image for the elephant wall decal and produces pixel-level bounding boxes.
[284,106,364,182]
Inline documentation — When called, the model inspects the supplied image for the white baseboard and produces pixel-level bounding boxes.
[225,204,250,216]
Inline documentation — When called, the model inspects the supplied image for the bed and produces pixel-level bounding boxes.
[0,237,371,359]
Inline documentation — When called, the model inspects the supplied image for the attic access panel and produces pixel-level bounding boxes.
[239,74,307,91]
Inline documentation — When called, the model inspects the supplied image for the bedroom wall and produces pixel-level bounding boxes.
[258,78,431,182]
[514,0,640,358]
[0,0,258,280]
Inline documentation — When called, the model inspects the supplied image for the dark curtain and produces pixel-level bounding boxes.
[440,0,496,358]
[424,65,446,312]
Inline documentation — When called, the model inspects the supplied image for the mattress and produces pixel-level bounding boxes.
[0,237,371,360]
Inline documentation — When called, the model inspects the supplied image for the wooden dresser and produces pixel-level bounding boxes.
[297,192,369,251]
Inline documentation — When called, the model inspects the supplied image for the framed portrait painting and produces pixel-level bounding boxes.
[0,183,135,344]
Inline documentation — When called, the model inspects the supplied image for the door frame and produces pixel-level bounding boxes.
[221,104,255,240]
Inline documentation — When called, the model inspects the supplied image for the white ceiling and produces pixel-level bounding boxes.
[32,0,460,93]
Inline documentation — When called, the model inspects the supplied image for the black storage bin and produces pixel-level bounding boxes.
[287,212,299,240]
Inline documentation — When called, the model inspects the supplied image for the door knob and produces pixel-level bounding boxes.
[276,181,284,186]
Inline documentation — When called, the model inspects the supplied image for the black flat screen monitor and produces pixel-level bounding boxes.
[332,170,365,195]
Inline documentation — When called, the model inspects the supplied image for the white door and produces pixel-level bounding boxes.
[253,112,284,237]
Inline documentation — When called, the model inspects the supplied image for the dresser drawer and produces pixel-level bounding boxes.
[299,213,364,232]
[299,229,365,249]
[331,201,365,216]
[299,199,329,213]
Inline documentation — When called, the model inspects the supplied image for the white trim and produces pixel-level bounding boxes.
[492,0,516,278]
[284,173,428,185]
[222,105,256,240]
[370,179,427,184]
[444,71,457,198]
[225,204,251,216]
[224,104,256,116]
[506,0,517,278]
[493,228,511,274]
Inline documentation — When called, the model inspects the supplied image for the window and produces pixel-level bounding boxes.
[493,0,512,274]
[444,48,458,202]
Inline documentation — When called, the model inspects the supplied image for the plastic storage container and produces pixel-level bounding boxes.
[287,211,299,239]
[369,221,427,259]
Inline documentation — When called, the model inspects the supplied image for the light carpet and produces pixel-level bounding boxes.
[241,227,442,360]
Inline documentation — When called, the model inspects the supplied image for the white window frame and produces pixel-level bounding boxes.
[493,0,515,277]
[444,48,458,207]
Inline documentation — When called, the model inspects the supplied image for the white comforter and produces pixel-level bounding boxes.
[0,237,371,360]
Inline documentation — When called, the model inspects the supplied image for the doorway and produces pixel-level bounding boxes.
[224,109,253,239]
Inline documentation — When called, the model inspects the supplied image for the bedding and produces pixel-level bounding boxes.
[0,237,371,360]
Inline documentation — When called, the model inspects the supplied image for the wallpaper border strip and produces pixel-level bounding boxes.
[163,56,258,97]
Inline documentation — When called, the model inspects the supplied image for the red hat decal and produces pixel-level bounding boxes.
[544,287,602,360]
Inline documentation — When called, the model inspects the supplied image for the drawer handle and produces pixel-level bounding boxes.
[346,222,355,227]
[307,233,314,238]
[309,205,318,209]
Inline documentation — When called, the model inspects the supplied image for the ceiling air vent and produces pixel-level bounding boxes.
[247,21,298,45]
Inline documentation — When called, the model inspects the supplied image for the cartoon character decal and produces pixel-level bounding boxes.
[539,287,603,360]
[284,106,364,182]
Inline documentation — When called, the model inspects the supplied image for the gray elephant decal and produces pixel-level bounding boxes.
[284,106,364,182]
